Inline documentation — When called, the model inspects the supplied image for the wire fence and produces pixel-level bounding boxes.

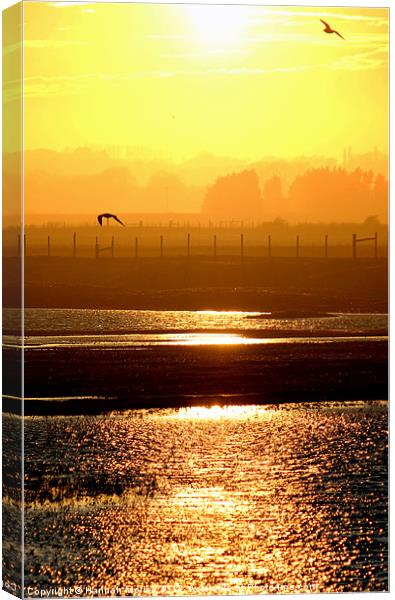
[7,231,384,260]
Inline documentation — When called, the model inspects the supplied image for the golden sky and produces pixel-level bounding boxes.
[14,2,390,160]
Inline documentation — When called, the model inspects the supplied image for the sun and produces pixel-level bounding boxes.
[184,4,249,52]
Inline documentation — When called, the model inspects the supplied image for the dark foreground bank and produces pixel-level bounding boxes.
[3,256,388,312]
[3,339,387,415]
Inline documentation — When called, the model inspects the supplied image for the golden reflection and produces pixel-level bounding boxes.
[176,333,262,345]
[21,403,388,593]
[170,404,267,420]
[194,311,264,316]
[173,486,245,514]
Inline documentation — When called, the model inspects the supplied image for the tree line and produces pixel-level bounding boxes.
[202,167,388,223]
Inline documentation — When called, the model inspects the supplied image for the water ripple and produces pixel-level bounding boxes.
[3,401,386,593]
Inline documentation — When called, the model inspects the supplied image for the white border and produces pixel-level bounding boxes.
[0,1,392,600]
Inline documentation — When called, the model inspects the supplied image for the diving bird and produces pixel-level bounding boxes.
[97,213,125,227]
[320,19,345,39]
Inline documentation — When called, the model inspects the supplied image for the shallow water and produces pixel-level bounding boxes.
[3,308,388,349]
[13,401,388,594]
[5,332,386,350]
[3,308,388,334]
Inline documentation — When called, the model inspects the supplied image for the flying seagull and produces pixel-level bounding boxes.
[320,19,345,39]
[97,213,125,227]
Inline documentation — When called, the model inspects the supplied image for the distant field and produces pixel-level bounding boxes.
[3,255,387,312]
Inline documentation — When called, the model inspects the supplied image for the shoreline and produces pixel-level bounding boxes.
[11,328,389,338]
[3,397,388,417]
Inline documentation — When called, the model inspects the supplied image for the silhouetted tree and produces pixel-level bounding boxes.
[288,167,388,222]
[363,215,381,227]
[202,169,262,219]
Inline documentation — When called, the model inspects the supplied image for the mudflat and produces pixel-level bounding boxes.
[3,339,386,415]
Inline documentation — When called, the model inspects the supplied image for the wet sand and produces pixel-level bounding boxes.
[4,339,387,415]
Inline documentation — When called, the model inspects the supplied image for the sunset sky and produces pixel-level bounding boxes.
[16,2,388,162]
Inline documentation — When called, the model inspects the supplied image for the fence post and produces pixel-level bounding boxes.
[374,232,378,259]
[73,232,77,257]
[296,235,300,258]
[187,233,190,258]
[352,233,357,259]
[95,236,99,259]
[240,233,244,262]
[135,237,138,259]
[324,234,328,258]
[213,234,217,260]
[111,236,114,258]
[47,235,51,258]
[268,234,272,259]
[160,235,163,258]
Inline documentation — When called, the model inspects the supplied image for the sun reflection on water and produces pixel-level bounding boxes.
[17,402,388,594]
[169,404,268,420]
[177,333,263,345]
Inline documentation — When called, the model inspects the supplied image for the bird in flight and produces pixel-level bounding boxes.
[97,213,125,226]
[320,19,345,39]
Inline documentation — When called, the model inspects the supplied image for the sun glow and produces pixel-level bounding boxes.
[171,405,268,420]
[176,333,262,346]
[184,5,250,51]
[20,3,389,164]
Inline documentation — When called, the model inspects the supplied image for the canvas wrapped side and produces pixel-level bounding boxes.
[3,2,23,597]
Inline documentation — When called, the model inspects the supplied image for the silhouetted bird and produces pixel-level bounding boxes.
[97,213,125,226]
[320,19,345,39]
